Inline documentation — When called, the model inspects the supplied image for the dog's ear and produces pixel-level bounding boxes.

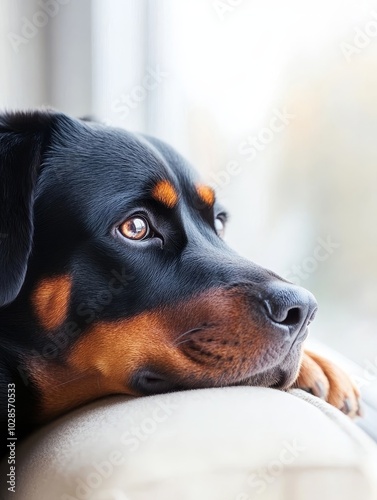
[0,110,55,307]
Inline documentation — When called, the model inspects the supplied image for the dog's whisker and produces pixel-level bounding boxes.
[174,327,204,345]
[174,322,218,346]
[174,337,197,348]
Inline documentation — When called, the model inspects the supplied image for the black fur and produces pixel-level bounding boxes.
[0,111,56,307]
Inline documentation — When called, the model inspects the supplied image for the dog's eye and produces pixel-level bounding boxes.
[215,217,225,238]
[119,217,150,240]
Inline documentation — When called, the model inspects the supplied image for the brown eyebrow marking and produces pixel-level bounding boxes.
[195,184,215,207]
[32,275,71,330]
[151,180,179,208]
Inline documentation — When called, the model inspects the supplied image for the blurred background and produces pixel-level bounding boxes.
[0,0,376,365]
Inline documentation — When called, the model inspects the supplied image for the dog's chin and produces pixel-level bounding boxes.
[236,343,303,390]
[133,338,305,395]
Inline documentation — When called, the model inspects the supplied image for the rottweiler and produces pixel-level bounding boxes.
[0,110,360,454]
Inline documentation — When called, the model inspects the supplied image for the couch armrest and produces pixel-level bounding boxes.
[1,387,377,500]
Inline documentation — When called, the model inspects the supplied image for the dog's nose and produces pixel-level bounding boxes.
[263,282,318,336]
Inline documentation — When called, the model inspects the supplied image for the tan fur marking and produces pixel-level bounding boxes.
[32,275,71,330]
[295,350,360,418]
[196,184,215,207]
[295,351,330,398]
[151,180,178,208]
[28,289,270,422]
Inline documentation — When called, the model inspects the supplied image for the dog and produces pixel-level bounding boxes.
[0,110,360,453]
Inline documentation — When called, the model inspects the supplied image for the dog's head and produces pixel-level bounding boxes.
[0,110,317,423]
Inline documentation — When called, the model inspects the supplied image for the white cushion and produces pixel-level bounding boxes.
[1,387,377,500]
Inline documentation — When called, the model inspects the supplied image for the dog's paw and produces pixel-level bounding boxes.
[294,350,361,418]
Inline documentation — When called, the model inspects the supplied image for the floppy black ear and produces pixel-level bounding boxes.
[0,110,55,307]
